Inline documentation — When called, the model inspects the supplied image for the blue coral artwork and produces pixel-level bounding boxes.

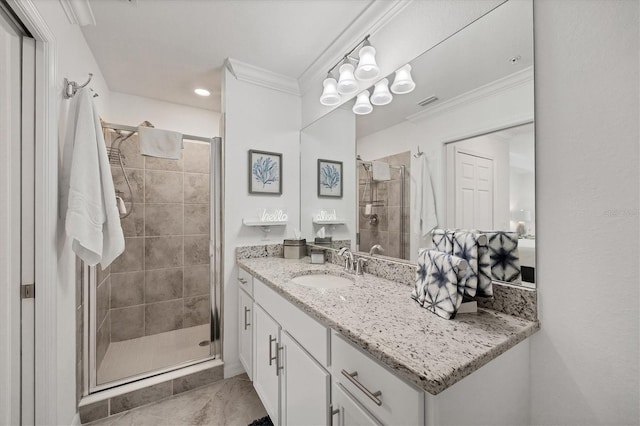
[317,159,343,198]
[249,150,282,195]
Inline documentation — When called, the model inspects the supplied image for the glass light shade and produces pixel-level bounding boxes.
[370,78,393,106]
[319,77,341,106]
[337,63,358,95]
[391,64,416,94]
[355,45,380,80]
[352,91,373,115]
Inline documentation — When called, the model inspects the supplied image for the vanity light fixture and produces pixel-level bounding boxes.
[354,43,380,80]
[370,78,393,106]
[320,74,341,106]
[194,88,211,97]
[352,91,373,115]
[337,62,358,95]
[390,64,416,94]
[318,35,416,113]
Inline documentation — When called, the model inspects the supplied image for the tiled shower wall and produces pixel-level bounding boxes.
[107,133,211,343]
[358,151,411,259]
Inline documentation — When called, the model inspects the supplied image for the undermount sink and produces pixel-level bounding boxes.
[290,274,353,289]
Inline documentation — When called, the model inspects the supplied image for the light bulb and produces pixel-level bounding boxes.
[390,64,416,94]
[355,45,380,81]
[370,78,393,106]
[194,88,211,97]
[319,77,341,106]
[337,63,358,95]
[352,91,373,115]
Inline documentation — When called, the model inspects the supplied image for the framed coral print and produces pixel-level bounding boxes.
[249,150,282,195]
[318,159,343,198]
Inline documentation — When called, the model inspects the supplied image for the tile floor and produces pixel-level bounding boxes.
[98,324,211,384]
[86,374,267,426]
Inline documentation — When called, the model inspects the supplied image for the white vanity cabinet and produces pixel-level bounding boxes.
[238,268,254,379]
[252,277,331,426]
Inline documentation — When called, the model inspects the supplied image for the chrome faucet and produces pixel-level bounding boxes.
[338,247,354,273]
[369,244,384,256]
[355,257,367,275]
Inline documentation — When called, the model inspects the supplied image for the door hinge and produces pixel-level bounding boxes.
[21,284,35,299]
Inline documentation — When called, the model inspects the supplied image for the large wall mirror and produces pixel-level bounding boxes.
[300,0,535,287]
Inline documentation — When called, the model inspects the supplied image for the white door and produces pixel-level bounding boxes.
[454,150,494,230]
[253,304,280,425]
[332,383,382,426]
[0,8,35,425]
[280,331,329,426]
[238,288,253,380]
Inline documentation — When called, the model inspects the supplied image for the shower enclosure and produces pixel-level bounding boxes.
[357,151,410,260]
[82,123,222,393]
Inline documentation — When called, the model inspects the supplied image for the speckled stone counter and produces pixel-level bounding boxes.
[237,256,539,395]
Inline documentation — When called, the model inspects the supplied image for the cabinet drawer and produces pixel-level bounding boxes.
[238,267,253,295]
[331,331,424,426]
[254,277,329,367]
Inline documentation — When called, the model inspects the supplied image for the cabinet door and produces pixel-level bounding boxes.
[253,304,280,425]
[280,331,329,426]
[238,288,253,380]
[332,383,382,426]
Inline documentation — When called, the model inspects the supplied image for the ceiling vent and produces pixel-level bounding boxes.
[418,96,439,107]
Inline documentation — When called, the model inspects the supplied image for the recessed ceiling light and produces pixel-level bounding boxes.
[194,88,210,97]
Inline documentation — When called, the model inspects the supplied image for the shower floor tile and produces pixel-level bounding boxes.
[85,373,266,426]
[98,324,211,385]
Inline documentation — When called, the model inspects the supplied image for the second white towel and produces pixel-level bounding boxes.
[138,126,184,160]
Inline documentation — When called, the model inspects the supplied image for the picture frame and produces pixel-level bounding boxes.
[249,150,282,195]
[317,159,343,198]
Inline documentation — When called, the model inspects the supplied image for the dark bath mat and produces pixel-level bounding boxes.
[248,416,273,426]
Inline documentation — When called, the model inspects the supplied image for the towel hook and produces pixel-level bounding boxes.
[64,73,94,99]
[414,146,424,158]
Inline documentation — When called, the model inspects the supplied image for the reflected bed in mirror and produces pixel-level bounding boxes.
[300,0,535,287]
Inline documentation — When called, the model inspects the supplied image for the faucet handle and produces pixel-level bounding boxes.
[355,258,367,275]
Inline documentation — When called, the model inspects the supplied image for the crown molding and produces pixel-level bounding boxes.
[225,58,300,96]
[297,0,413,96]
[407,66,534,123]
[59,0,95,26]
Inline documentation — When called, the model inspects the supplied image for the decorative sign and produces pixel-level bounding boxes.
[259,208,288,222]
[315,209,337,221]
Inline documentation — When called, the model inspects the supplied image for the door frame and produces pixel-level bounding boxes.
[442,119,534,229]
[6,1,59,424]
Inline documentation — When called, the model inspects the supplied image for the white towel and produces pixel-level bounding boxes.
[371,161,391,181]
[61,88,124,268]
[138,126,183,159]
[414,155,438,236]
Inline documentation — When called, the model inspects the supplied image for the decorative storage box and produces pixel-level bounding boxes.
[283,239,306,259]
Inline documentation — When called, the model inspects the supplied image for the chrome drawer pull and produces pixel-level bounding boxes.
[341,369,383,406]
[275,344,284,376]
[238,277,247,285]
[329,404,339,426]
[268,335,277,366]
[243,306,251,330]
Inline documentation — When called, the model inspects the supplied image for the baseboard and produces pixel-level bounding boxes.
[70,413,81,425]
[223,360,247,379]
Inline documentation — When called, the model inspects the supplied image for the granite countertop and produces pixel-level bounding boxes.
[237,256,539,395]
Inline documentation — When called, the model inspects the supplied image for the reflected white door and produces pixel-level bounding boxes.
[454,150,494,230]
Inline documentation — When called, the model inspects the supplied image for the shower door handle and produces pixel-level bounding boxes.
[243,306,251,330]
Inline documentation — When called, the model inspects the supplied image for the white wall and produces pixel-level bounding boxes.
[358,77,533,261]
[300,107,356,244]
[28,1,111,424]
[531,0,639,424]
[107,91,219,137]
[222,65,301,377]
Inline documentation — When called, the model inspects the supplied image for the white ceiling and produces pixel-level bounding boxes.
[81,0,374,111]
[356,0,533,138]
